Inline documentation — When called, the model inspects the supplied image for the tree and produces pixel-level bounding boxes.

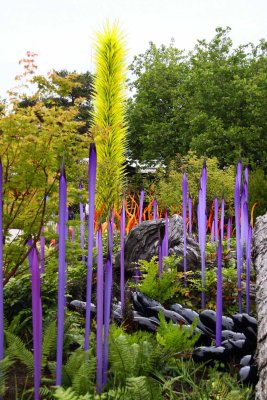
[0,57,89,284]
[20,69,94,134]
[155,152,235,214]
[127,41,188,166]
[127,28,267,171]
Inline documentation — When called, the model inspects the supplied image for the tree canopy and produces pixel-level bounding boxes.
[127,28,267,171]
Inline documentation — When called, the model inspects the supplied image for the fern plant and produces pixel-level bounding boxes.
[0,356,14,397]
[136,256,188,304]
[156,312,200,355]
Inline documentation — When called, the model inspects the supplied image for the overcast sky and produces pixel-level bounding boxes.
[1,0,266,98]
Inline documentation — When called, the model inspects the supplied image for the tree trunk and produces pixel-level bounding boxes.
[253,213,267,400]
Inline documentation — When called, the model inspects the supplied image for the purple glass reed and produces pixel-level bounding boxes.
[40,227,45,274]
[139,188,144,224]
[96,226,104,394]
[198,162,207,309]
[153,197,157,220]
[0,160,4,361]
[244,166,249,193]
[103,217,113,386]
[31,248,42,400]
[28,239,33,273]
[246,226,252,314]
[214,196,219,241]
[84,143,97,351]
[220,196,225,241]
[56,164,67,386]
[120,199,125,313]
[188,196,193,237]
[237,160,242,191]
[241,200,248,256]
[215,240,223,346]
[71,226,75,243]
[162,211,169,259]
[79,183,85,262]
[211,220,215,243]
[234,179,242,313]
[227,216,231,250]
[182,173,188,282]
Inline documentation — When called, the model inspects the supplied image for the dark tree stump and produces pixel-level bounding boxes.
[252,213,267,399]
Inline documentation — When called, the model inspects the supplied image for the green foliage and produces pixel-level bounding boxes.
[0,56,90,283]
[135,256,186,304]
[108,333,158,386]
[5,330,34,374]
[248,168,267,219]
[156,152,235,212]
[127,27,267,172]
[53,387,94,400]
[0,356,15,397]
[92,22,128,213]
[156,312,200,354]
[62,349,96,395]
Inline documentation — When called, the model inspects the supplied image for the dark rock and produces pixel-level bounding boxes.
[199,310,234,334]
[240,355,253,367]
[171,305,199,324]
[239,365,258,385]
[133,314,159,332]
[193,346,228,364]
[69,300,96,314]
[132,292,146,315]
[221,330,246,342]
[117,214,200,271]
[197,320,215,339]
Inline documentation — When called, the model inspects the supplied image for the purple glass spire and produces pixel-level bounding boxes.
[214,196,219,242]
[220,196,225,241]
[198,162,207,309]
[40,227,45,274]
[246,226,252,314]
[0,160,4,361]
[139,188,144,224]
[79,183,85,262]
[153,197,157,220]
[31,248,42,400]
[120,199,125,313]
[211,220,215,243]
[215,241,223,346]
[103,216,113,386]
[96,226,104,394]
[182,173,188,280]
[56,163,67,386]
[84,143,97,351]
[162,211,169,259]
[234,179,242,313]
[188,196,193,237]
[227,216,231,250]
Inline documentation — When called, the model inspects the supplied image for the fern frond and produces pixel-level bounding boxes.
[72,357,96,396]
[0,356,15,397]
[125,376,162,400]
[109,334,135,384]
[5,330,34,374]
[42,319,57,366]
[53,386,93,400]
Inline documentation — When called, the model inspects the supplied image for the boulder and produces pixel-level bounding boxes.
[118,214,200,271]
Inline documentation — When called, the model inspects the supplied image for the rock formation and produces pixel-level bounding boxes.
[119,214,200,271]
[252,213,267,400]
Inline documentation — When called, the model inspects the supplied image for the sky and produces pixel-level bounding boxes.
[1,0,267,98]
